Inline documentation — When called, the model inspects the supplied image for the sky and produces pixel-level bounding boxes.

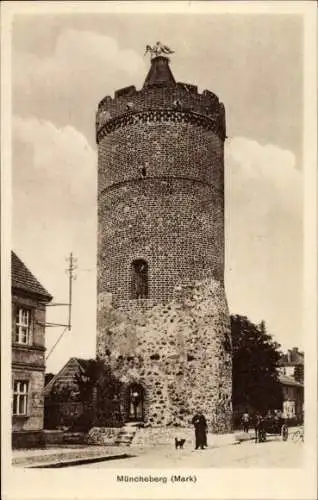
[10,11,304,373]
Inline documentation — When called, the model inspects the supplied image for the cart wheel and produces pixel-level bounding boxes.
[281,424,288,441]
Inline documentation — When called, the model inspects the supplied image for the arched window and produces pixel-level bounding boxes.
[131,259,148,299]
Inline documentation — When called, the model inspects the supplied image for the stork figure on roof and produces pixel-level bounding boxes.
[144,41,174,59]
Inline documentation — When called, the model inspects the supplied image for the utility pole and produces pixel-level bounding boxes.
[66,252,77,331]
[44,252,77,360]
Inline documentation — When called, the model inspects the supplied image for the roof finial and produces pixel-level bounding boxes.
[144,41,174,59]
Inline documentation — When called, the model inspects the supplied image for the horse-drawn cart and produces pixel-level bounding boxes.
[255,416,289,443]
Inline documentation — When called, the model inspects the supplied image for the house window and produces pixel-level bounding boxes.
[15,307,31,344]
[131,259,148,299]
[13,380,29,415]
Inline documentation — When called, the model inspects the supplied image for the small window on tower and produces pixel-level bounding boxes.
[141,167,147,177]
[131,259,148,299]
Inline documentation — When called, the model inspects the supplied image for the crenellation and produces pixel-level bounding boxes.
[96,82,225,140]
[97,94,113,109]
[114,85,137,99]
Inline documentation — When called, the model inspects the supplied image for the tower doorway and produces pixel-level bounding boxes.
[126,383,145,422]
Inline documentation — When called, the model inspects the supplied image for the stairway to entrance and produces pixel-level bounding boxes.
[114,422,141,446]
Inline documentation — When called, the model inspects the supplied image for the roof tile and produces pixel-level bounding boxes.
[11,251,52,301]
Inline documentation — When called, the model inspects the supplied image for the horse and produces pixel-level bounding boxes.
[254,414,266,443]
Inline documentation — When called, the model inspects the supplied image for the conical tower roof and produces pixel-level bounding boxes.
[143,56,176,88]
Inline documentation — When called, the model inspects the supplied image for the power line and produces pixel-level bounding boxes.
[45,326,68,361]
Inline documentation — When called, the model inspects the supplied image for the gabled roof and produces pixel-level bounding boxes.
[43,357,89,395]
[143,56,176,88]
[278,373,304,388]
[11,251,52,301]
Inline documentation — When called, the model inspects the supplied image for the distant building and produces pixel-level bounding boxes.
[278,347,304,382]
[277,347,304,422]
[43,357,90,429]
[278,374,304,421]
[11,251,52,448]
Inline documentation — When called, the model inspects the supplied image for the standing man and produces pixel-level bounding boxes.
[192,410,208,450]
[242,410,250,433]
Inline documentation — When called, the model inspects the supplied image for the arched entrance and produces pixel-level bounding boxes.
[126,383,145,422]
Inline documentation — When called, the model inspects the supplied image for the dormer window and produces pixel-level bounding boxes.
[15,307,31,344]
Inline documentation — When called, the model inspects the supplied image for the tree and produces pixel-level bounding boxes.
[50,382,74,403]
[75,359,104,402]
[231,315,283,415]
[95,363,123,426]
[74,358,122,429]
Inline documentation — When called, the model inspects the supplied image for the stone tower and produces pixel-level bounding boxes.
[96,54,232,433]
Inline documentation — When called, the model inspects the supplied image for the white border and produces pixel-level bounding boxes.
[1,2,317,499]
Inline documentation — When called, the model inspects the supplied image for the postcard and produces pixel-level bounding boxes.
[1,1,317,499]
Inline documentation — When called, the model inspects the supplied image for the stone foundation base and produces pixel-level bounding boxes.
[97,279,232,431]
[12,430,45,449]
[132,427,236,448]
[87,427,122,445]
[43,430,64,445]
[133,427,196,447]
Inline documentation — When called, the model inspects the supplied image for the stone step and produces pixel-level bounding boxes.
[114,426,137,446]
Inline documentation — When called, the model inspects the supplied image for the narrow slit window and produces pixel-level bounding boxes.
[131,259,148,299]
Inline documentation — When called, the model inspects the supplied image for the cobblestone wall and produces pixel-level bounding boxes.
[87,427,121,445]
[97,280,232,432]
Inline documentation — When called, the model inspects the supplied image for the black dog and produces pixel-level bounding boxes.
[175,438,186,449]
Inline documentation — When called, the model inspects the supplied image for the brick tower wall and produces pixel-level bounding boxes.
[96,68,232,432]
[97,84,226,307]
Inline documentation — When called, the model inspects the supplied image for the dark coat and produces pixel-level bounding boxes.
[192,414,207,448]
